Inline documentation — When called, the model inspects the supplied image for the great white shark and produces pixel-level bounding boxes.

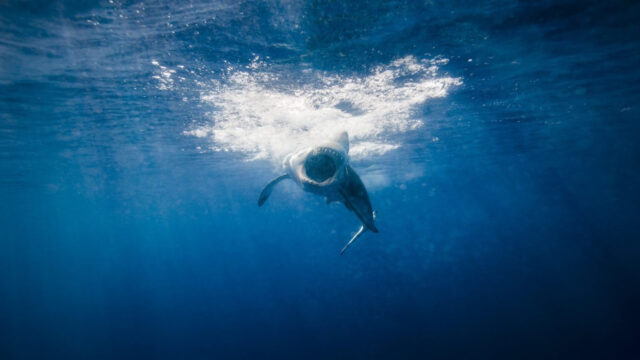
[258,132,378,254]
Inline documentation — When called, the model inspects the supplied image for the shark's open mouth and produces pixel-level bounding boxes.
[304,153,337,182]
[301,146,345,184]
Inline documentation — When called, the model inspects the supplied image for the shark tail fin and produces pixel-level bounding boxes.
[258,174,289,206]
[341,225,366,255]
[340,211,376,255]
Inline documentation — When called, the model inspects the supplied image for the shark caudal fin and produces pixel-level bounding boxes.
[341,225,365,255]
[258,174,290,206]
[340,211,376,255]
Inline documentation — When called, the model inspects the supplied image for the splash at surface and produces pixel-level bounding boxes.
[182,56,461,163]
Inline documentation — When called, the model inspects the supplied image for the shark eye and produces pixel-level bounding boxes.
[304,153,337,182]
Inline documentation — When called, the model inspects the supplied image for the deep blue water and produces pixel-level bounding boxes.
[2,0,640,358]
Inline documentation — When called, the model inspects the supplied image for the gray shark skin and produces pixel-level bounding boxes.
[258,132,378,253]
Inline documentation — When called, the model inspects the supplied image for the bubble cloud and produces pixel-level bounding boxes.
[184,56,462,163]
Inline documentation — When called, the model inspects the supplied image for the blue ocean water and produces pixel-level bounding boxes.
[1,0,640,358]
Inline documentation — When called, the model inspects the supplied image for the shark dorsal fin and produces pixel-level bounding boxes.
[333,131,349,154]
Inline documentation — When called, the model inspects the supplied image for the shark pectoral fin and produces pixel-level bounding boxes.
[341,225,366,255]
[258,174,289,207]
[340,165,378,232]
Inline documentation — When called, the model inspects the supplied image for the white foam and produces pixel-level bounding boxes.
[184,56,461,163]
[151,59,175,90]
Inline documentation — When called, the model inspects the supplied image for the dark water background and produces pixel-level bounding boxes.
[1,0,640,358]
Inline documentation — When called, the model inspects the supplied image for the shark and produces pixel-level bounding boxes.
[258,132,378,254]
